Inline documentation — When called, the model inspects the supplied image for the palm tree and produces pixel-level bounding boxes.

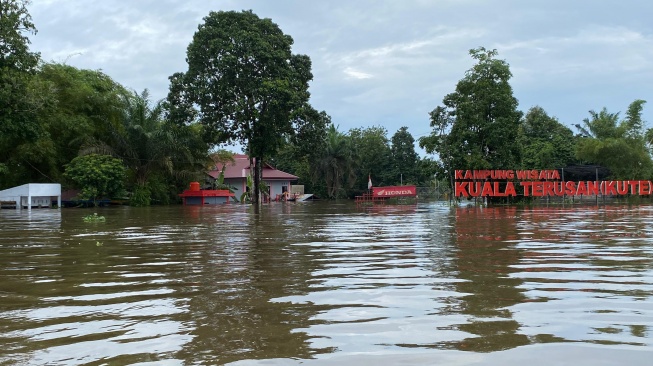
[574,107,621,139]
[575,101,652,179]
[312,125,357,198]
[81,89,208,205]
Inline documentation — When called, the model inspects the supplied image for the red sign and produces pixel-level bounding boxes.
[372,185,417,198]
[453,169,653,197]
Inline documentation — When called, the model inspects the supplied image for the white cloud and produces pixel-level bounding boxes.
[26,0,653,143]
[343,67,373,80]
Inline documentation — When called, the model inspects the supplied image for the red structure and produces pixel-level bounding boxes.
[210,154,299,202]
[356,185,417,205]
[372,185,417,198]
[179,182,235,205]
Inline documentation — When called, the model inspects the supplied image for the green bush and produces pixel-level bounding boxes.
[64,154,125,206]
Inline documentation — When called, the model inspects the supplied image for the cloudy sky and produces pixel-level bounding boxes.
[28,0,653,154]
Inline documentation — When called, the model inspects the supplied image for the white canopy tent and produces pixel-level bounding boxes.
[0,183,61,209]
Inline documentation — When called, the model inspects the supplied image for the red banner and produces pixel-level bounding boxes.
[372,185,417,198]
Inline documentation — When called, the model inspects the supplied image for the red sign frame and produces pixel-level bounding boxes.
[372,185,417,198]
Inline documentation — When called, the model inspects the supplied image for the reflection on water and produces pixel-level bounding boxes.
[0,203,652,365]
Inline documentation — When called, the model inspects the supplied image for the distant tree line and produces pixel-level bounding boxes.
[419,47,652,196]
[1,3,650,204]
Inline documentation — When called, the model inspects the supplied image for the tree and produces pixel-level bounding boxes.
[415,157,440,187]
[63,154,125,205]
[420,48,522,184]
[391,126,419,184]
[167,10,312,205]
[349,126,393,193]
[575,100,651,179]
[1,64,128,188]
[271,107,331,197]
[312,125,357,199]
[519,106,576,169]
[0,0,42,185]
[83,89,208,206]
[419,106,454,183]
[288,106,331,161]
[0,0,38,71]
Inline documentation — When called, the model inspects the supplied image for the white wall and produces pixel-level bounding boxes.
[267,180,290,199]
[224,178,245,201]
[220,178,292,202]
[0,183,61,209]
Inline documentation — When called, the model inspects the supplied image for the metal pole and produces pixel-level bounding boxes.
[596,168,599,206]
[562,168,565,205]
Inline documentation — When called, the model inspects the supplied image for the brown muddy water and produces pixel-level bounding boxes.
[0,202,652,365]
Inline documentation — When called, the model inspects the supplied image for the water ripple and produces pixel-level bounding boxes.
[1,203,652,365]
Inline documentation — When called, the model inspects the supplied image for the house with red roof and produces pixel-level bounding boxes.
[208,154,299,202]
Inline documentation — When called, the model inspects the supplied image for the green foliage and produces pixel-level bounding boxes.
[83,213,106,223]
[38,63,127,143]
[391,126,419,184]
[0,0,39,71]
[212,165,237,193]
[575,108,621,139]
[415,157,440,187]
[420,47,522,181]
[239,174,269,203]
[312,125,357,199]
[82,89,208,205]
[349,126,393,193]
[0,1,44,188]
[272,146,325,198]
[0,63,131,189]
[63,154,125,205]
[168,10,313,204]
[209,150,235,170]
[130,185,151,207]
[0,4,210,195]
[519,106,576,169]
[575,100,651,179]
[270,107,330,198]
[289,106,331,160]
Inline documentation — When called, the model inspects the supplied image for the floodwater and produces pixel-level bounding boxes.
[0,202,652,365]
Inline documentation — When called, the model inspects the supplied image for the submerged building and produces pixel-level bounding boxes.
[209,154,299,202]
[178,182,236,205]
[0,183,61,209]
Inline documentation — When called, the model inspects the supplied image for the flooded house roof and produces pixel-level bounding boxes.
[209,154,298,181]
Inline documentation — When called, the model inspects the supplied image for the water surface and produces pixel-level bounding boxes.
[0,202,652,365]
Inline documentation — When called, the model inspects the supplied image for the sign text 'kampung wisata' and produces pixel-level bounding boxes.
[454,169,653,197]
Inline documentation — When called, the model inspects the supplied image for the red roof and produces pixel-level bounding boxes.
[209,154,298,180]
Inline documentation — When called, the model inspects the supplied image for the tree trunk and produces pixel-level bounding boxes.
[253,156,260,205]
[256,158,265,203]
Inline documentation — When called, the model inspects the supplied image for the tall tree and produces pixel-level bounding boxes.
[0,0,42,186]
[313,125,357,199]
[83,90,208,205]
[419,106,453,183]
[10,64,126,185]
[575,100,651,179]
[420,48,522,184]
[0,0,37,71]
[271,106,331,197]
[391,126,419,184]
[288,106,331,161]
[167,10,312,205]
[519,106,576,169]
[349,126,393,192]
